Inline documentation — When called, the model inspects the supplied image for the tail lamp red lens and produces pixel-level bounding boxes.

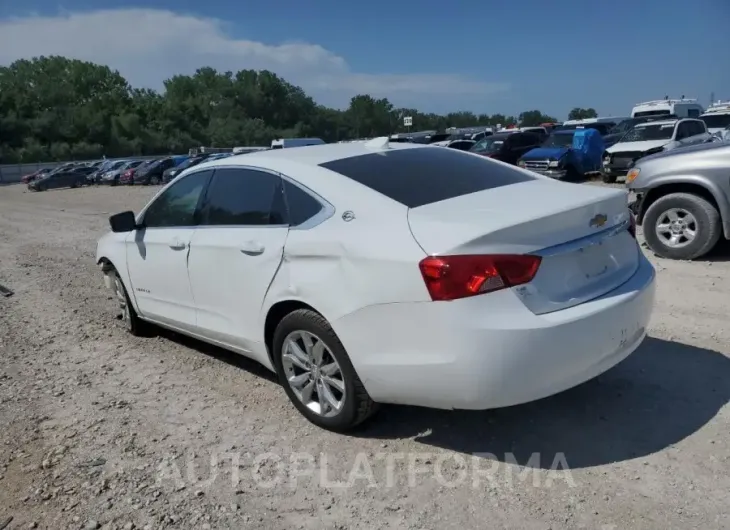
[418,254,542,301]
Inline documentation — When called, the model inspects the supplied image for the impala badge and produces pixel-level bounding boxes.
[589,214,607,228]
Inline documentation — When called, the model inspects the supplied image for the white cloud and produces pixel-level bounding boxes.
[0,8,509,108]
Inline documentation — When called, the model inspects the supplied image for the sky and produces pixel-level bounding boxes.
[0,0,728,119]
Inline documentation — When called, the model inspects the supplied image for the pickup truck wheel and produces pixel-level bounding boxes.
[602,172,617,183]
[643,193,721,260]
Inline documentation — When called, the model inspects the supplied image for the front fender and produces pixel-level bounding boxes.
[96,232,139,310]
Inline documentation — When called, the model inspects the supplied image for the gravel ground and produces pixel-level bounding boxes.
[0,182,728,530]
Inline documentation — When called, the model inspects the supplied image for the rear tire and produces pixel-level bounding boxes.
[110,268,152,336]
[642,193,721,260]
[273,309,378,432]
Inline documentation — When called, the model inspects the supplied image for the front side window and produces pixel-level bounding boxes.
[200,168,287,226]
[143,170,212,228]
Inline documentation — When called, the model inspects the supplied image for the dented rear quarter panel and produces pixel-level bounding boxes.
[261,204,431,334]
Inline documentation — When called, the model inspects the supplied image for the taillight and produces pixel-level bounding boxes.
[628,212,636,238]
[418,254,542,301]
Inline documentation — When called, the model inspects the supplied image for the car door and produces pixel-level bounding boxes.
[186,167,289,354]
[125,169,213,330]
[687,121,709,145]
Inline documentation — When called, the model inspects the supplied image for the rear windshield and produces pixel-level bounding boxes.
[319,147,535,209]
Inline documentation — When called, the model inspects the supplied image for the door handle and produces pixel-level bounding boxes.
[239,241,265,255]
[169,238,187,250]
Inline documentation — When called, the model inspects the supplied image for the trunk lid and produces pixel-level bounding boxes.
[407,179,638,314]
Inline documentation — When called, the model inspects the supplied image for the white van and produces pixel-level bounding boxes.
[630,98,704,119]
[270,138,325,149]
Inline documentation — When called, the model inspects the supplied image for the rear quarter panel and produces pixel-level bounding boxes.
[262,206,430,331]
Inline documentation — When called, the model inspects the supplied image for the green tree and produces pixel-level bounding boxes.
[567,107,598,120]
[0,55,590,163]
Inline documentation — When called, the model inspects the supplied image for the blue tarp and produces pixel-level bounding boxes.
[572,128,605,172]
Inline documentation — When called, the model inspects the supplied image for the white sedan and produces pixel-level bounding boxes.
[96,138,656,431]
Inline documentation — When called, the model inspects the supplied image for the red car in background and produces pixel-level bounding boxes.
[21,167,52,184]
[120,159,153,185]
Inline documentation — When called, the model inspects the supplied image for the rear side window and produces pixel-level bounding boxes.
[201,168,287,226]
[320,147,535,208]
[283,180,323,226]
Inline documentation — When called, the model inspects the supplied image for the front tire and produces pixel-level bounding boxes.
[642,193,721,260]
[602,172,617,183]
[110,269,151,336]
[150,176,160,185]
[273,309,378,431]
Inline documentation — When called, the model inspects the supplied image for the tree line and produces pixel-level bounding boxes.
[0,56,599,163]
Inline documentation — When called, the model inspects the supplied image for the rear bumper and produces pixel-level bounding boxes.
[333,252,655,410]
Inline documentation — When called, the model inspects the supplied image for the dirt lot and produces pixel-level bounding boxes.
[0,182,728,530]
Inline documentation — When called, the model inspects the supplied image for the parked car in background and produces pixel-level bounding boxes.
[699,101,730,136]
[133,157,176,185]
[518,128,604,180]
[626,142,730,260]
[443,139,476,151]
[94,160,130,185]
[603,118,712,183]
[101,160,144,186]
[120,160,153,185]
[469,132,542,165]
[88,160,125,185]
[96,138,654,431]
[162,154,213,184]
[21,167,52,184]
[270,138,325,149]
[601,116,669,149]
[29,166,96,191]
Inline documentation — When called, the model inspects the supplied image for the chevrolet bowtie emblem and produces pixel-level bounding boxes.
[589,214,607,228]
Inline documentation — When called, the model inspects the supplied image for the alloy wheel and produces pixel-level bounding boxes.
[655,208,697,248]
[281,330,346,417]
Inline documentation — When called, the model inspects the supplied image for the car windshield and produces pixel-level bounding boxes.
[608,120,639,135]
[701,114,730,129]
[470,136,507,154]
[542,133,574,147]
[621,123,675,142]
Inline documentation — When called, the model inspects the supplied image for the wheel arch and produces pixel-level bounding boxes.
[639,179,729,239]
[264,299,325,369]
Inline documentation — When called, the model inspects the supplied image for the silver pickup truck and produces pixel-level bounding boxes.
[626,142,730,260]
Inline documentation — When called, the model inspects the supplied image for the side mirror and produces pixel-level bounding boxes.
[109,211,138,233]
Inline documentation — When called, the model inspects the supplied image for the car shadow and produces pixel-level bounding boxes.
[155,327,278,383]
[352,337,730,469]
[639,238,730,263]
